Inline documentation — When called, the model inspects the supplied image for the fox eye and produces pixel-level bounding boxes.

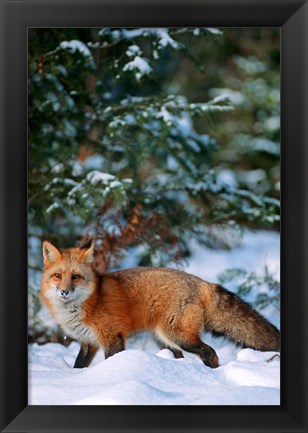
[72,274,81,280]
[54,273,62,279]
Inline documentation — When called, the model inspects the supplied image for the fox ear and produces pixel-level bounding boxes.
[81,241,95,264]
[42,241,62,265]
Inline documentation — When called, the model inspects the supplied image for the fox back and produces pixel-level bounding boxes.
[40,241,280,369]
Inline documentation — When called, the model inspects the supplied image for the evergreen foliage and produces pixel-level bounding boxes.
[29,28,279,267]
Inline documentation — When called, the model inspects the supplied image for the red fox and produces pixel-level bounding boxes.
[40,240,280,369]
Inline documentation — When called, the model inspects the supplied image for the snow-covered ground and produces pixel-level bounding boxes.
[28,230,280,405]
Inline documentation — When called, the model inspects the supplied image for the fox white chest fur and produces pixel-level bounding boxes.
[52,298,99,346]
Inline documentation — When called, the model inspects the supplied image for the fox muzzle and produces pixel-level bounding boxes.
[61,290,70,296]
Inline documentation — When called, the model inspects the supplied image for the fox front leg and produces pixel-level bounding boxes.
[74,343,98,368]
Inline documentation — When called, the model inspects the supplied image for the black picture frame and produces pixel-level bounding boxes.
[1,0,307,432]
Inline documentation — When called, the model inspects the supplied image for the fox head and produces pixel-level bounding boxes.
[41,241,96,305]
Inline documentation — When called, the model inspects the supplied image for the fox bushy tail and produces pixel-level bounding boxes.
[206,285,280,351]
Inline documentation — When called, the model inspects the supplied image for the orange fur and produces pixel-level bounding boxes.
[40,241,280,369]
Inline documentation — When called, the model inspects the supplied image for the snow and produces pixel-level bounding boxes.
[28,230,280,405]
[126,45,142,57]
[157,106,173,125]
[46,202,60,214]
[264,115,280,132]
[251,137,280,156]
[122,56,152,80]
[120,29,145,40]
[172,231,279,290]
[60,40,92,57]
[217,169,238,188]
[206,28,224,35]
[154,28,181,50]
[209,88,246,106]
[86,170,115,185]
[29,342,279,405]
[235,55,267,74]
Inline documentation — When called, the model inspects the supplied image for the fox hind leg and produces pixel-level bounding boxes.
[154,334,184,359]
[168,347,184,359]
[160,304,219,368]
[158,342,184,359]
[158,329,219,368]
[176,338,219,368]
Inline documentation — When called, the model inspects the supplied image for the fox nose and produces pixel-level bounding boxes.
[61,290,69,296]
